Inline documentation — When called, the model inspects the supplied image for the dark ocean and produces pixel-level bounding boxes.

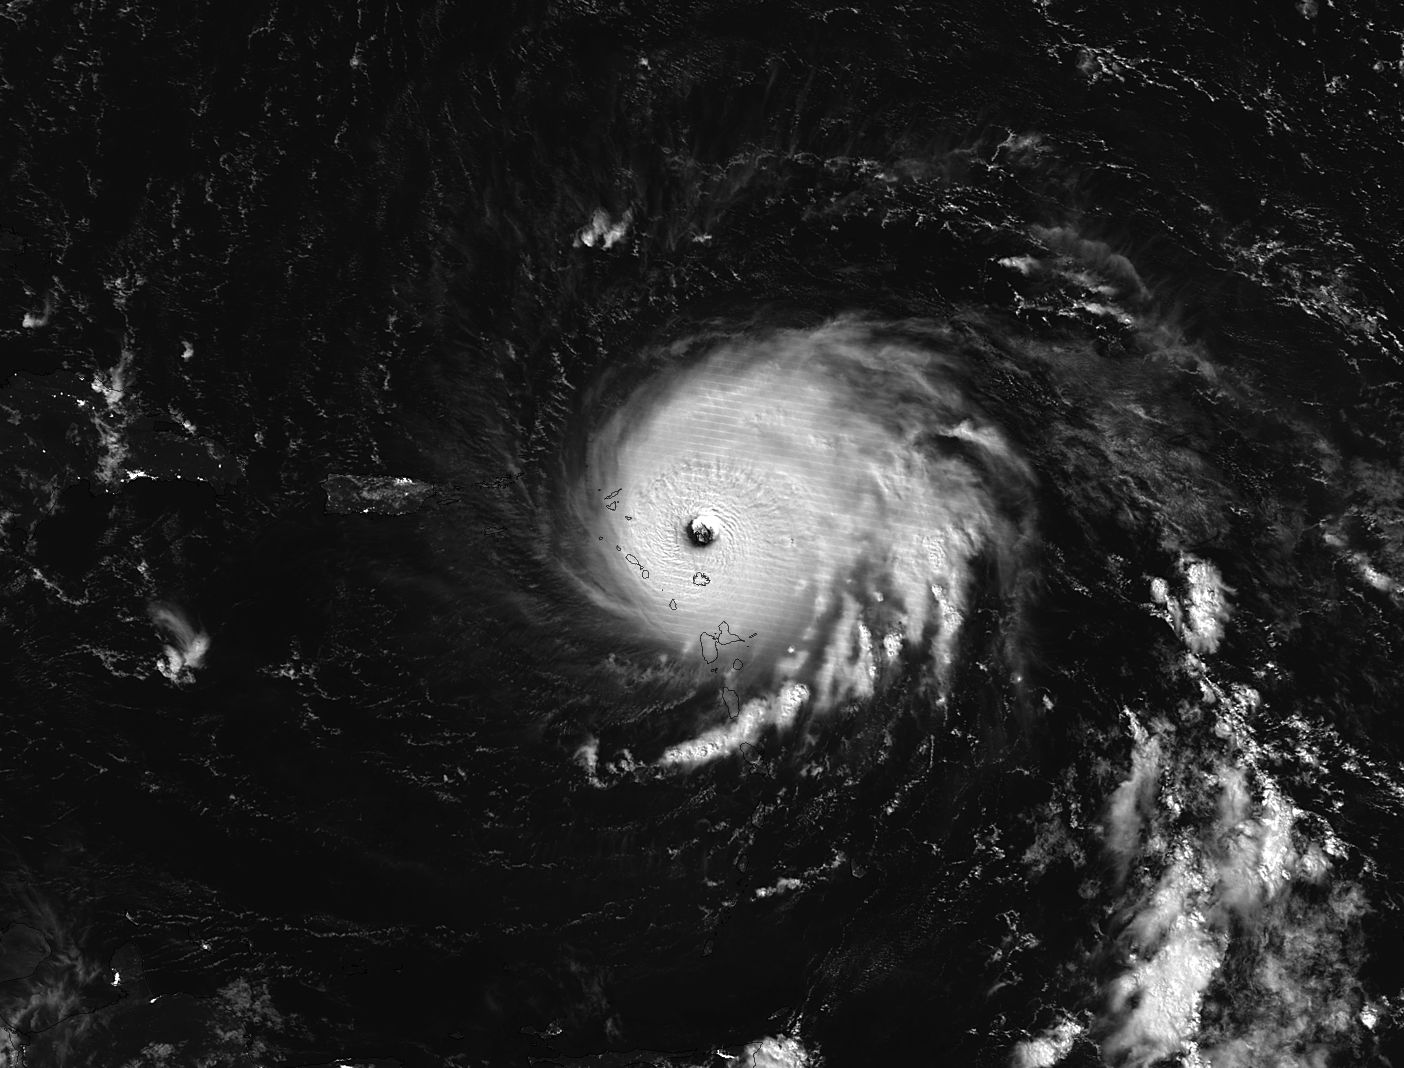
[3,2,1404,1066]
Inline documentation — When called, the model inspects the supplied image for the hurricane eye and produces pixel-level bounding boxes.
[688,513,721,546]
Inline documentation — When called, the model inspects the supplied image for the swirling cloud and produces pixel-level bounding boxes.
[560,318,1037,763]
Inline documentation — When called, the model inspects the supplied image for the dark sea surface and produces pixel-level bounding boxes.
[3,2,1404,1066]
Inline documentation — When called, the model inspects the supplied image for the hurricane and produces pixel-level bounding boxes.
[3,4,1403,1067]
[554,318,1036,764]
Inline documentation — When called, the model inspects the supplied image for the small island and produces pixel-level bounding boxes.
[699,621,746,664]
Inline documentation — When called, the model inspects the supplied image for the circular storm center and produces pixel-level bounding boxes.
[688,512,722,546]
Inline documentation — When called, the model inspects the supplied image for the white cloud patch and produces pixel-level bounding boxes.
[1092,688,1369,1067]
[90,347,137,485]
[22,295,54,329]
[150,601,210,683]
[1010,1017,1083,1067]
[575,208,633,250]
[1148,555,1233,657]
[1181,557,1232,655]
[742,1034,810,1068]
[658,682,809,768]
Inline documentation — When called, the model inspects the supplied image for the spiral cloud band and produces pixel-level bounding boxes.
[565,320,1036,764]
